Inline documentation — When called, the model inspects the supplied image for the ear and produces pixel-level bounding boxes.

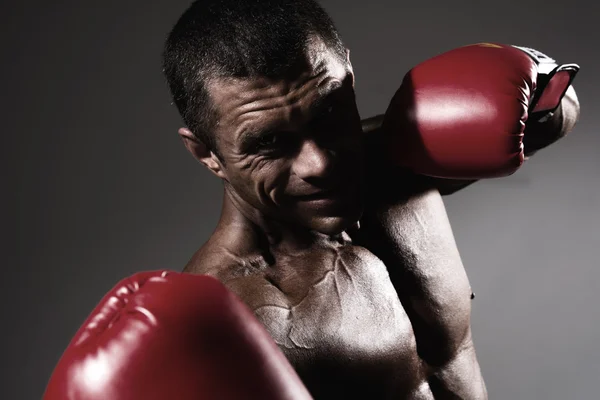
[178,127,227,179]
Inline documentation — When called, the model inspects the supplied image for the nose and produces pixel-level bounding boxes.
[292,139,335,180]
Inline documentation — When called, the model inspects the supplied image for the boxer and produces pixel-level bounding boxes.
[45,0,580,398]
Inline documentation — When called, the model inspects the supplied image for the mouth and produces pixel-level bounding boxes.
[294,188,352,212]
[297,189,339,201]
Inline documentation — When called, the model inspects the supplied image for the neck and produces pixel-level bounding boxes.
[216,184,346,255]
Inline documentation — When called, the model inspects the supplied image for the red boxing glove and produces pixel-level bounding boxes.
[44,271,311,400]
[383,43,579,179]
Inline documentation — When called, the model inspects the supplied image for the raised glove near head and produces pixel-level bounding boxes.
[44,271,311,400]
[383,43,579,179]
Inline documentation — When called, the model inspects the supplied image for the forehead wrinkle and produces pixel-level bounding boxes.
[235,77,347,146]
[210,45,349,142]
[243,68,328,114]
[230,71,331,139]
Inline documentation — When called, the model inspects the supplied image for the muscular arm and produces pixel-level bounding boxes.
[352,177,487,398]
[362,85,581,195]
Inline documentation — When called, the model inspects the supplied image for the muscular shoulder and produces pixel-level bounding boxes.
[184,243,287,312]
[184,238,263,276]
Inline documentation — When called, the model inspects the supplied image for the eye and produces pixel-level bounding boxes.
[257,132,279,148]
[253,131,296,155]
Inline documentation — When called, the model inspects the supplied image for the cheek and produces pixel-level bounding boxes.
[230,156,291,206]
[258,161,293,206]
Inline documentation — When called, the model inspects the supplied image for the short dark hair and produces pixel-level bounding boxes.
[162,0,347,154]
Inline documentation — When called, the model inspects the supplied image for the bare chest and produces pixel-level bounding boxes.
[249,243,427,397]
[261,245,411,347]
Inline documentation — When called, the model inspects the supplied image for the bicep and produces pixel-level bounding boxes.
[356,187,474,363]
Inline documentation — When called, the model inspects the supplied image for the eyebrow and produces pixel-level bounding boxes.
[237,79,347,148]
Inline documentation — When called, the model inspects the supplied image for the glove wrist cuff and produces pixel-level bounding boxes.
[512,45,580,116]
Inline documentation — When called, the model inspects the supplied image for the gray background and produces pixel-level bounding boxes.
[6,0,599,398]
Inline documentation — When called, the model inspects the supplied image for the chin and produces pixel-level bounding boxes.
[310,214,361,236]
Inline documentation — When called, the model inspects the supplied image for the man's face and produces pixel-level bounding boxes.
[208,40,365,235]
